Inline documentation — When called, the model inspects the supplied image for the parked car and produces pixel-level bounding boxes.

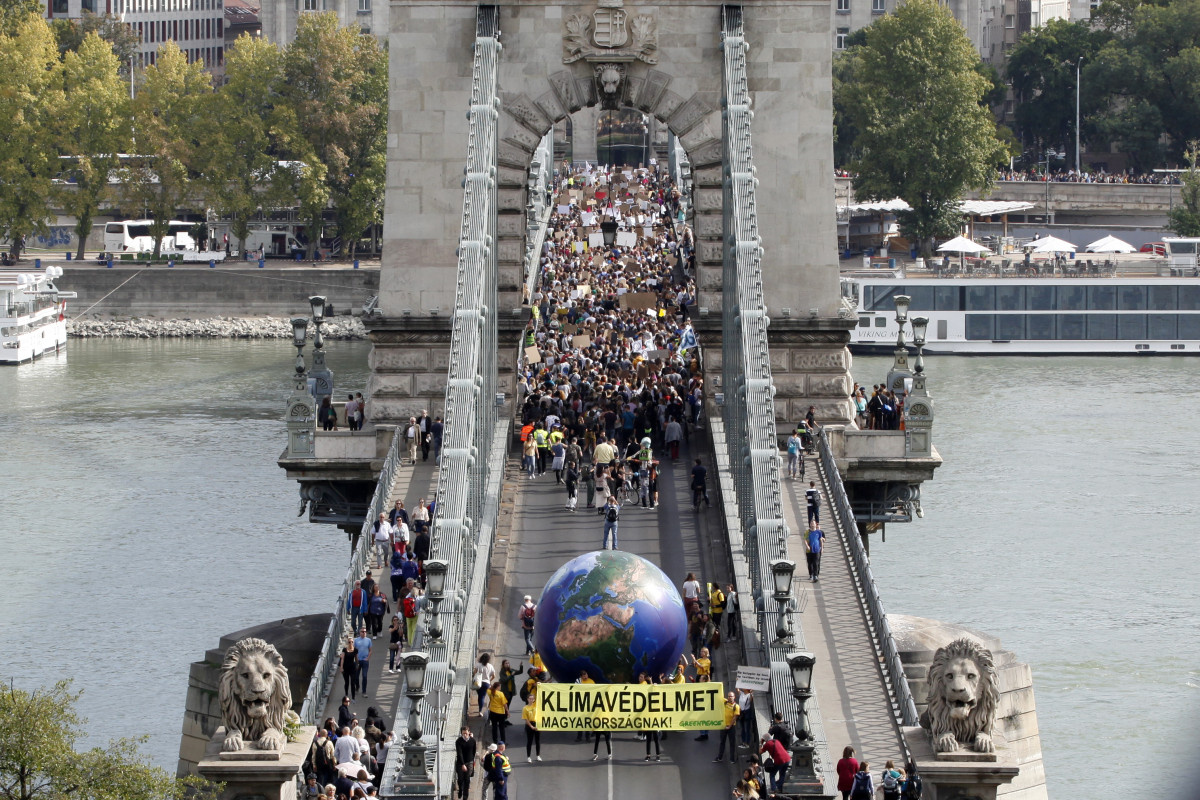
[1140,241,1166,256]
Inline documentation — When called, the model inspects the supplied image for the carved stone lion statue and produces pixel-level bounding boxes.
[219,637,292,752]
[918,637,999,754]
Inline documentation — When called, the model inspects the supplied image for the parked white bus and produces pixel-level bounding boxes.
[103,220,195,253]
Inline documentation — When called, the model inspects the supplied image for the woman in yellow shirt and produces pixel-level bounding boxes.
[487,684,508,745]
[691,647,712,681]
[522,690,541,763]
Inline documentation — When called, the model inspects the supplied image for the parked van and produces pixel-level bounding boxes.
[242,229,304,258]
[104,220,195,253]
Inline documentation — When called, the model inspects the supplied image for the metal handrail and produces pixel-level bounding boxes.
[299,425,404,723]
[816,427,919,727]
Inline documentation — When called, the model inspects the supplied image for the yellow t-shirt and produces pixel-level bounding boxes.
[694,657,711,680]
[578,675,595,684]
[522,703,537,726]
[671,670,686,684]
[530,652,544,671]
[488,688,508,715]
[723,700,739,728]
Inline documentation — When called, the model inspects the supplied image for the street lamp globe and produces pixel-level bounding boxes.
[600,219,618,247]
[910,316,929,347]
[770,558,796,601]
[402,651,431,696]
[786,651,816,696]
[893,294,911,324]
[290,317,309,349]
[309,295,327,321]
[424,559,449,599]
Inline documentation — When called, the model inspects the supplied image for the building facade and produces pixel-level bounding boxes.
[46,0,227,80]
[259,0,385,45]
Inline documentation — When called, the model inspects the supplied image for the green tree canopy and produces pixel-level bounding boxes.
[205,33,294,254]
[0,680,216,800]
[50,12,140,75]
[1168,141,1200,235]
[282,12,387,258]
[57,32,132,259]
[0,14,64,257]
[123,42,211,259]
[843,0,1007,256]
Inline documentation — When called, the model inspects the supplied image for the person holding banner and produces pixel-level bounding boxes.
[714,692,741,762]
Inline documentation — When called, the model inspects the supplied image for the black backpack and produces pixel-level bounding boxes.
[606,505,619,522]
[904,774,922,800]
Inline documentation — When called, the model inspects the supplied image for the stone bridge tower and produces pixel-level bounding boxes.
[367,0,854,429]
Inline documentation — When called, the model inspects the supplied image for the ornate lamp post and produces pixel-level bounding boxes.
[770,558,796,641]
[284,317,315,458]
[600,218,618,248]
[423,558,449,642]
[885,294,912,395]
[785,651,823,794]
[307,295,333,411]
[397,651,433,793]
[904,316,934,460]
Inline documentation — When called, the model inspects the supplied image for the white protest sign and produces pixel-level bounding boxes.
[616,231,637,248]
[735,666,772,692]
[588,232,605,248]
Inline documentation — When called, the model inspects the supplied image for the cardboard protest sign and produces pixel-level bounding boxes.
[616,231,637,248]
[646,349,670,361]
[524,346,541,363]
[619,292,658,310]
[572,334,591,349]
[556,204,570,215]
[581,212,597,226]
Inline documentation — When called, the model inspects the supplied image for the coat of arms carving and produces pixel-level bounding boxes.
[564,0,657,65]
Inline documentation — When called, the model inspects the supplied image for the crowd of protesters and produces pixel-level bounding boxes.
[995,167,1182,185]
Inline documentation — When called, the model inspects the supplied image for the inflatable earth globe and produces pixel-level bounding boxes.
[533,550,688,683]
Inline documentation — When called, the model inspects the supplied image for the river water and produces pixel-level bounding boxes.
[0,342,1195,797]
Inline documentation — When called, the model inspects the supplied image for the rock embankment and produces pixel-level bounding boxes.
[67,316,368,340]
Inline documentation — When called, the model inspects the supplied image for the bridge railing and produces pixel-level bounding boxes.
[816,427,919,728]
[381,5,505,796]
[718,5,834,792]
[299,425,404,724]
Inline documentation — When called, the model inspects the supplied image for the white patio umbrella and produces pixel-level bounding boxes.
[1085,235,1135,253]
[937,235,990,254]
[1028,235,1078,253]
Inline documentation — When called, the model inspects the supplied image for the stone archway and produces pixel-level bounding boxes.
[370,0,854,429]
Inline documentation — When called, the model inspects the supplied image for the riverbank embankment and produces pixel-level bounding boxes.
[67,316,368,339]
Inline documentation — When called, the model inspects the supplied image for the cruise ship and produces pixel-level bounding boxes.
[843,240,1200,355]
[0,266,74,364]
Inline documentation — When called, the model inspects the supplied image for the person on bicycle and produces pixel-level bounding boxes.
[691,458,710,510]
[632,437,657,508]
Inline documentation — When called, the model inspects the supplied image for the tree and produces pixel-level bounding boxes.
[1087,0,1200,168]
[833,47,864,168]
[843,0,1007,257]
[1005,19,1105,161]
[282,12,387,259]
[1168,141,1200,235]
[57,32,132,259]
[50,12,141,76]
[123,42,211,259]
[0,0,40,35]
[0,14,64,258]
[204,33,294,255]
[0,680,216,800]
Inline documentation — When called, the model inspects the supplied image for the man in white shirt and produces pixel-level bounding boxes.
[372,513,394,570]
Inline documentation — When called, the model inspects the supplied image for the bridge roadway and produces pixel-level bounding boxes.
[481,433,737,800]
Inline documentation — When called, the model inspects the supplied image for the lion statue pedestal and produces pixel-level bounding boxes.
[196,638,314,800]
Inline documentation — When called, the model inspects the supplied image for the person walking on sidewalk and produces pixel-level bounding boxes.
[714,692,740,762]
[353,627,372,698]
[600,495,620,550]
[786,430,804,479]
[806,522,826,582]
[454,726,477,800]
[519,595,537,656]
[805,481,821,526]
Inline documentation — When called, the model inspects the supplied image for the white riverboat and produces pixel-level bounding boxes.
[0,266,75,364]
[844,243,1200,355]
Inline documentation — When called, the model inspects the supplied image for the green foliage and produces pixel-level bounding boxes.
[123,42,211,259]
[57,32,132,259]
[833,47,864,168]
[50,12,140,73]
[0,680,218,800]
[0,14,64,257]
[283,12,387,257]
[842,0,1007,256]
[1168,141,1200,235]
[205,33,293,253]
[1005,19,1104,159]
[0,0,40,36]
